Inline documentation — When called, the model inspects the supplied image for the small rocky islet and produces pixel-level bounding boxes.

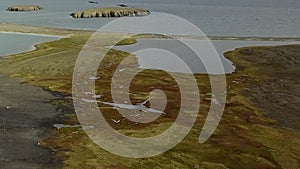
[7,5,42,11]
[70,7,150,18]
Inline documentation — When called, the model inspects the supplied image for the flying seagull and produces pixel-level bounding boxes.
[111,119,121,124]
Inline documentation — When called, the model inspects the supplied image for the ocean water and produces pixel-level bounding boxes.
[0,0,299,37]
[1,0,299,72]
[0,32,60,56]
[114,39,300,73]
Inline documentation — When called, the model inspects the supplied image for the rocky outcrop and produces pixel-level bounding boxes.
[7,5,42,11]
[70,7,150,18]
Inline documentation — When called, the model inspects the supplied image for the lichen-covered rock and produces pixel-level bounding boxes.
[7,5,42,11]
[70,7,150,18]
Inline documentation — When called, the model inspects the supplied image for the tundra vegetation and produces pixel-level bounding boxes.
[0,24,299,169]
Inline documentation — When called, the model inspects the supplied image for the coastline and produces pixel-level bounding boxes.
[0,31,63,57]
[1,22,300,42]
[0,22,92,36]
[0,23,299,168]
[0,31,63,38]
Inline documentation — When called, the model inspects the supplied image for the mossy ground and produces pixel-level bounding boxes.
[0,27,299,169]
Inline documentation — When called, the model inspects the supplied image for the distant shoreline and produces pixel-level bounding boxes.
[0,31,63,38]
[1,23,300,41]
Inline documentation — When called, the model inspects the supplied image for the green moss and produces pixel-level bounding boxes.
[115,38,137,46]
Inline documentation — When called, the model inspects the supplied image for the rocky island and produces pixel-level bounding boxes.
[7,5,42,11]
[70,7,150,18]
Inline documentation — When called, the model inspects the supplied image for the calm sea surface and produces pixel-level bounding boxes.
[0,32,60,56]
[114,39,300,73]
[0,0,300,37]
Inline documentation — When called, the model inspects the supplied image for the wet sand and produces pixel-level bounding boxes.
[0,75,61,169]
